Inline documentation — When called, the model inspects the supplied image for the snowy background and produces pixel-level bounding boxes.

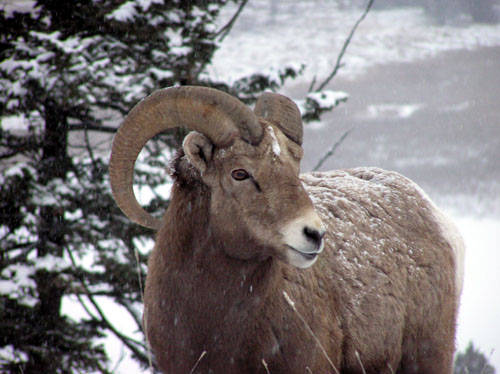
[3,0,499,372]
[106,2,500,372]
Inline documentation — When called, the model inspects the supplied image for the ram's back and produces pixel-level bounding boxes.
[299,167,463,366]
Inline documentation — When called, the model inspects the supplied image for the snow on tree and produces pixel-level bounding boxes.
[0,0,360,372]
[454,342,496,374]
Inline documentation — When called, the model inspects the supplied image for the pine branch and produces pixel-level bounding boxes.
[65,246,151,365]
[93,101,128,116]
[0,149,23,159]
[0,134,40,159]
[68,123,117,133]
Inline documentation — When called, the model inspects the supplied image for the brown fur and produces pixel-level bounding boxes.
[143,123,461,373]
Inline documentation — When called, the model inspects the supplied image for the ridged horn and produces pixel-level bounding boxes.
[254,92,303,145]
[109,86,263,230]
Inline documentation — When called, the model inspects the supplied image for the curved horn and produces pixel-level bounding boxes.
[110,86,262,230]
[254,92,303,145]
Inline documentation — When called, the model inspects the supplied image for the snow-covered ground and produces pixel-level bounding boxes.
[455,216,500,368]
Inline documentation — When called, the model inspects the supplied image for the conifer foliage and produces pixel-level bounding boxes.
[454,343,496,374]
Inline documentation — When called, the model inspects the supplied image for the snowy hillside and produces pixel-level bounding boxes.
[208,1,500,85]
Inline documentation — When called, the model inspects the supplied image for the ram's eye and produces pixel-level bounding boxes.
[231,169,250,181]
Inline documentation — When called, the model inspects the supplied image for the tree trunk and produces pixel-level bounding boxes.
[23,102,71,372]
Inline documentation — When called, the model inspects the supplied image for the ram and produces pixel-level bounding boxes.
[109,86,464,374]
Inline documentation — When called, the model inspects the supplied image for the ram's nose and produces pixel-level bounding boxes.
[280,209,325,268]
[303,226,326,251]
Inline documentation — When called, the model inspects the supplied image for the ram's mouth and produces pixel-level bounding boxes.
[288,246,319,260]
[287,237,324,256]
[285,245,322,268]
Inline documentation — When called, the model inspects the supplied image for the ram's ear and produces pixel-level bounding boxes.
[183,131,214,174]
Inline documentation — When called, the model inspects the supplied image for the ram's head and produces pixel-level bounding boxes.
[109,86,324,268]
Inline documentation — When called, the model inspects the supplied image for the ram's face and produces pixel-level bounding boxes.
[183,123,325,268]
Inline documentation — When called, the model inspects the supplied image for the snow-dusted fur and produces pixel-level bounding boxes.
[303,168,463,373]
[143,124,463,374]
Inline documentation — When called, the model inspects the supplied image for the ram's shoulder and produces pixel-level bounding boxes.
[300,166,441,236]
[301,167,422,204]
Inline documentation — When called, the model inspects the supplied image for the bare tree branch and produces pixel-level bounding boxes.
[83,126,97,168]
[308,75,317,93]
[311,0,374,92]
[68,123,117,133]
[313,128,353,171]
[215,0,249,42]
[192,0,249,82]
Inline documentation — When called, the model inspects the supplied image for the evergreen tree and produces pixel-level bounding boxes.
[0,0,351,372]
[454,343,496,374]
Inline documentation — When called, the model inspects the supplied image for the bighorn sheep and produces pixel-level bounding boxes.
[109,86,464,373]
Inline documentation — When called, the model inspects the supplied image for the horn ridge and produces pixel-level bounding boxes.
[254,92,303,146]
[109,85,262,229]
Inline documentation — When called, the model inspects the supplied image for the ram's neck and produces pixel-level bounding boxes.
[157,182,211,263]
[145,182,282,372]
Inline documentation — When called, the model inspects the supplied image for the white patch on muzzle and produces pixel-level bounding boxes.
[280,209,325,269]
